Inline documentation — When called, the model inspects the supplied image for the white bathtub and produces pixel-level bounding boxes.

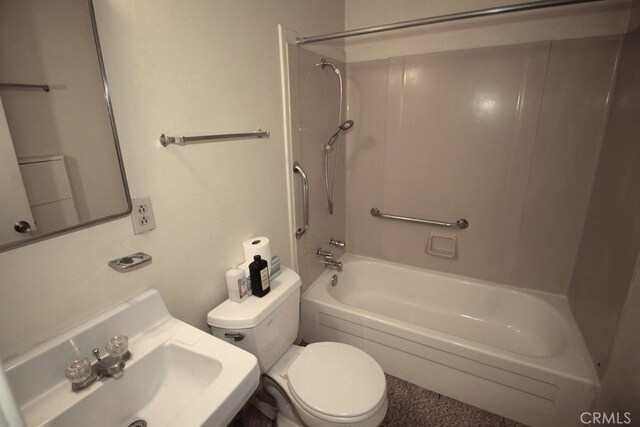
[301,254,598,427]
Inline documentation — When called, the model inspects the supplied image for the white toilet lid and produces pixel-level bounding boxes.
[286,342,386,420]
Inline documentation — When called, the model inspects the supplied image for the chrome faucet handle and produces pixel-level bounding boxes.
[65,357,98,392]
[329,239,346,248]
[106,335,129,359]
[316,248,334,258]
[65,358,92,384]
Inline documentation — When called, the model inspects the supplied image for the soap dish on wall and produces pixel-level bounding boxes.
[108,252,152,272]
[426,232,456,258]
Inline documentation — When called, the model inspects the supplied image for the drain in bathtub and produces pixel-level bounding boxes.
[331,274,338,286]
[128,420,147,427]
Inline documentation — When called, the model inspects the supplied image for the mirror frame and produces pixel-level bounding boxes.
[0,0,131,253]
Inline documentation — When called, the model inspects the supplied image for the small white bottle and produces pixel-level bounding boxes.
[225,266,248,302]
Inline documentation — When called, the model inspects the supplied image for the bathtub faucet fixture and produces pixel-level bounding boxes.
[316,247,343,271]
[322,258,343,272]
[329,239,346,248]
[316,248,334,258]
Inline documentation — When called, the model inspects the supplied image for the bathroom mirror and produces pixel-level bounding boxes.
[0,0,130,252]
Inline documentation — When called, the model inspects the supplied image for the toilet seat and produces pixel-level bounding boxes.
[286,342,387,423]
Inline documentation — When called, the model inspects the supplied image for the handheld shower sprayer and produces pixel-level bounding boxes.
[315,58,351,215]
[324,120,354,152]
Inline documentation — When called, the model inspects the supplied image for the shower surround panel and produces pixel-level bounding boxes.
[345,36,621,294]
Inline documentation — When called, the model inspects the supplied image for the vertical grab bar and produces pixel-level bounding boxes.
[293,162,309,239]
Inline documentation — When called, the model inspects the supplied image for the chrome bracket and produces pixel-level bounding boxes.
[108,252,152,272]
[224,332,245,342]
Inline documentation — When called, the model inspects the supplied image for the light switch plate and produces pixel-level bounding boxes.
[131,196,156,234]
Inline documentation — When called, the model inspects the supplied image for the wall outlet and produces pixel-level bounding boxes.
[131,196,156,234]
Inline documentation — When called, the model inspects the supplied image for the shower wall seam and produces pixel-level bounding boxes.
[561,35,625,294]
[566,33,628,375]
[507,41,554,289]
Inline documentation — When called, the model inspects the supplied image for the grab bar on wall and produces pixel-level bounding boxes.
[159,129,270,146]
[293,162,309,239]
[0,83,50,92]
[370,207,469,230]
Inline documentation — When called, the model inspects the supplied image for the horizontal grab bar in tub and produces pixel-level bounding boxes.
[370,207,468,230]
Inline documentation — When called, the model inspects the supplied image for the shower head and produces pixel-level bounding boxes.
[316,58,341,75]
[325,120,355,152]
[339,120,354,131]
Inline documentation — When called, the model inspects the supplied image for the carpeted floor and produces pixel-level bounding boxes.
[231,373,527,427]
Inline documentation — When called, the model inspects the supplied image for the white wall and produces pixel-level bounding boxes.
[0,0,344,361]
[345,0,630,62]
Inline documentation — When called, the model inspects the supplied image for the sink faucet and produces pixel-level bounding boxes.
[93,348,128,379]
[65,335,131,392]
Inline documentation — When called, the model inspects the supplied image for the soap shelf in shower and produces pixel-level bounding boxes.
[159,129,270,146]
[370,207,468,230]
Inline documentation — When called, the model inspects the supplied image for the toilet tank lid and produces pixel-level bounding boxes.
[207,267,301,329]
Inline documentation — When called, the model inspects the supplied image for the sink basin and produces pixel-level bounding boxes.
[4,290,260,427]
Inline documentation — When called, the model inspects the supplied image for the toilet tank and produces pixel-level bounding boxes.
[207,268,301,372]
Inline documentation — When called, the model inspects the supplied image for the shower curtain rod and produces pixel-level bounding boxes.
[296,0,604,45]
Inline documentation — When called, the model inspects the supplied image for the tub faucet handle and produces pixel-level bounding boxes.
[329,239,345,248]
[316,248,334,258]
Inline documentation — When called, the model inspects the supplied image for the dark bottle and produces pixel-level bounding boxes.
[249,255,270,297]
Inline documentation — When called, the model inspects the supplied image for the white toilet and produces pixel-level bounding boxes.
[207,267,388,426]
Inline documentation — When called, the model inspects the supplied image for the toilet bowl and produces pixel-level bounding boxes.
[266,343,387,427]
[207,267,388,426]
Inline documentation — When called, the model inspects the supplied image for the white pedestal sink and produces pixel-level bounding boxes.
[4,290,260,427]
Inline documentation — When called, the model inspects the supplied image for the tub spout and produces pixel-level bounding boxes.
[322,258,343,272]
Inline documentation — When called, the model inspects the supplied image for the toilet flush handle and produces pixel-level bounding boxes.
[224,332,245,342]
